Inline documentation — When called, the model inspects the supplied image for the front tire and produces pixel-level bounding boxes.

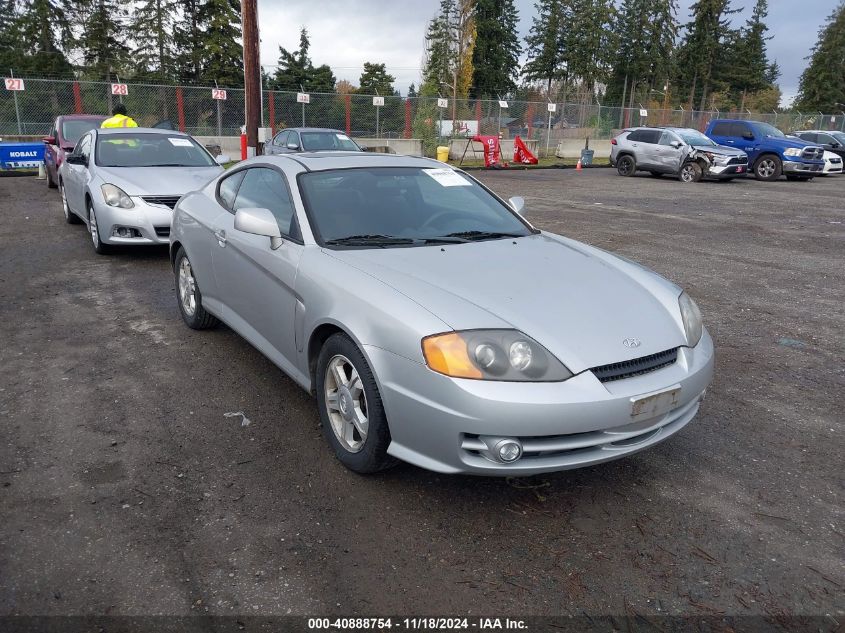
[316,333,395,473]
[616,155,636,177]
[754,155,782,181]
[679,161,703,183]
[88,202,111,255]
[174,247,219,330]
[60,180,81,224]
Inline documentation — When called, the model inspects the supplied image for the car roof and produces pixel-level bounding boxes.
[57,114,108,121]
[253,151,444,172]
[281,127,348,133]
[95,127,191,136]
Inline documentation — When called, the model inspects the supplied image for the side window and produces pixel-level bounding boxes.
[288,131,301,149]
[732,123,753,138]
[627,130,645,142]
[234,168,299,239]
[640,130,661,144]
[710,122,732,136]
[658,132,677,146]
[817,133,834,145]
[274,131,288,146]
[76,134,91,160]
[218,170,246,210]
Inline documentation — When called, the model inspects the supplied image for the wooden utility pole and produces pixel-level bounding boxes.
[241,0,261,157]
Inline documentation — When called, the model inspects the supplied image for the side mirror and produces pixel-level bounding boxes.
[43,136,56,145]
[508,196,525,216]
[234,207,283,250]
[215,154,231,165]
[670,140,683,149]
[742,133,754,140]
[65,154,86,166]
[286,142,300,151]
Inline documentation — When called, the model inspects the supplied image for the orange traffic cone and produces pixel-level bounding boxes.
[576,159,582,171]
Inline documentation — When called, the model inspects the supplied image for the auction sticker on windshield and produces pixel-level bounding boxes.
[423,168,472,187]
[168,138,193,147]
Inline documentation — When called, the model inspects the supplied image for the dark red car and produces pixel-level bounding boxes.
[43,115,107,188]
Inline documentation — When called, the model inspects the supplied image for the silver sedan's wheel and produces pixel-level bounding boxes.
[324,355,368,453]
[88,203,110,254]
[178,257,197,317]
[315,333,395,473]
[61,182,80,224]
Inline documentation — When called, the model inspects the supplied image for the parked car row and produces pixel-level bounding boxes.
[610,118,842,183]
[44,117,714,477]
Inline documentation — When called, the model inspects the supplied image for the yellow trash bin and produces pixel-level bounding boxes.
[436,146,450,162]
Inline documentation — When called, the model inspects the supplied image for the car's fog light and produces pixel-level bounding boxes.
[478,436,523,464]
[498,440,522,463]
[112,227,141,238]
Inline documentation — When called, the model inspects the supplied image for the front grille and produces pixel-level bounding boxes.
[590,348,678,383]
[727,156,748,165]
[142,195,181,209]
[154,226,170,237]
[802,147,824,160]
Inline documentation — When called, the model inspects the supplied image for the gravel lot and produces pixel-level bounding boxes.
[0,168,842,626]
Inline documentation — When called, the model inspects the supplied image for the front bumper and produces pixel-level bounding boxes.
[94,197,172,245]
[368,330,715,476]
[783,159,824,174]
[708,163,747,178]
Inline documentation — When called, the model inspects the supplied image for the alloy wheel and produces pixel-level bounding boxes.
[89,206,99,246]
[758,159,776,179]
[178,257,197,317]
[680,164,695,182]
[324,354,368,453]
[61,183,70,219]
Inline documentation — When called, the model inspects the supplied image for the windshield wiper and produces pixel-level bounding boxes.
[439,230,525,241]
[325,234,416,247]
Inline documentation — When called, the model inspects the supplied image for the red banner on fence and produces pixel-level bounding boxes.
[513,136,538,164]
[472,135,501,168]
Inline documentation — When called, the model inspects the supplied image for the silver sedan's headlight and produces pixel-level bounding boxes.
[101,183,134,208]
[679,292,703,347]
[422,329,573,381]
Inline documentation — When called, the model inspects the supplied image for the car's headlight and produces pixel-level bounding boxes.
[101,183,134,208]
[422,329,573,381]
[783,148,803,157]
[679,292,703,347]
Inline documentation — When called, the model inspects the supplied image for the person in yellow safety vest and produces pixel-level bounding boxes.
[101,103,138,128]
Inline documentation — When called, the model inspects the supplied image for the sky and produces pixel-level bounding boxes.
[256,0,835,106]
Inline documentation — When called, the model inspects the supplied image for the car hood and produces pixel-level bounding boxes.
[328,233,688,372]
[763,135,816,150]
[690,143,746,157]
[94,165,224,195]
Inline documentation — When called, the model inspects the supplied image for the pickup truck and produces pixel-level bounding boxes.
[705,119,825,181]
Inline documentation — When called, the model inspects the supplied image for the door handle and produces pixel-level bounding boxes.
[214,229,227,247]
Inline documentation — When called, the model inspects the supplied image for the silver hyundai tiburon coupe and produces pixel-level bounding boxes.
[170,152,714,476]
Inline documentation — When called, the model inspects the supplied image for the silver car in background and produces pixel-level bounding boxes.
[611,126,748,182]
[170,153,714,476]
[59,127,228,254]
[264,127,363,155]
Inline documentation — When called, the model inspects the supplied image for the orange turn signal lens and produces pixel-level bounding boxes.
[422,332,483,379]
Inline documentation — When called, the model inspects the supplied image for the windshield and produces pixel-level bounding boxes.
[299,167,534,248]
[61,119,103,145]
[300,131,361,152]
[677,130,716,146]
[95,133,216,168]
[753,122,785,138]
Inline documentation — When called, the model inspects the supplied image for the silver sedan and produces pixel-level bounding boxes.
[59,127,227,254]
[170,153,714,476]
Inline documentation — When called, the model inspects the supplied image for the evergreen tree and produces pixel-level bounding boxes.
[359,63,396,95]
[13,0,74,76]
[794,2,845,112]
[673,0,740,111]
[74,0,132,80]
[566,0,617,92]
[174,0,203,82]
[470,0,521,98]
[197,0,242,86]
[420,0,474,100]
[133,0,179,81]
[271,28,335,92]
[522,0,569,95]
[605,0,678,106]
[407,83,417,98]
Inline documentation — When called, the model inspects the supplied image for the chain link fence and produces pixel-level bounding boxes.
[4,78,845,156]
